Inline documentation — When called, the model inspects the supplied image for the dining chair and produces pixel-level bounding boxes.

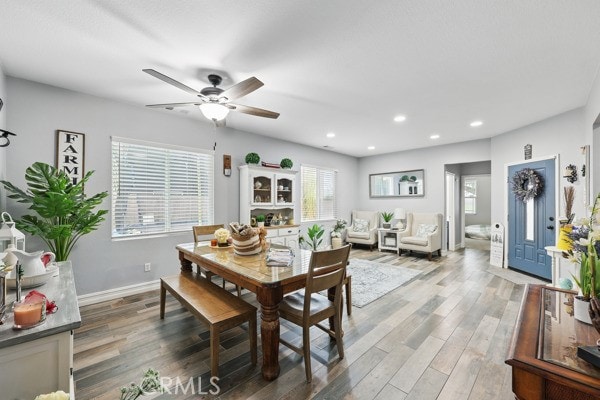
[192,224,242,296]
[278,244,351,382]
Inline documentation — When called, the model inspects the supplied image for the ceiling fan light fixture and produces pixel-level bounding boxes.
[199,103,230,121]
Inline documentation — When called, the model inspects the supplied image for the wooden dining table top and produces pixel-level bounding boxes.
[176,242,311,288]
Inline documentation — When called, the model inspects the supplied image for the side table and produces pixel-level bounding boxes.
[378,228,403,254]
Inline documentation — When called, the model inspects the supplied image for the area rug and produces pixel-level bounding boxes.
[346,258,422,307]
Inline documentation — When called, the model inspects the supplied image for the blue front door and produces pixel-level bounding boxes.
[507,159,555,280]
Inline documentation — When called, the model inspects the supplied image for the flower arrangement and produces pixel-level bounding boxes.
[331,219,347,237]
[214,228,230,244]
[35,391,69,400]
[565,192,600,301]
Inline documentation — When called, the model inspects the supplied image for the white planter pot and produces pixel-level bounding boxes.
[331,237,342,249]
[574,296,592,325]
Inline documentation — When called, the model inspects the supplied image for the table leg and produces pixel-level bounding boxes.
[179,251,193,272]
[257,285,283,381]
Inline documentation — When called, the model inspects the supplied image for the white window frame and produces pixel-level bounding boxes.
[111,136,214,239]
[300,164,338,222]
[464,178,477,215]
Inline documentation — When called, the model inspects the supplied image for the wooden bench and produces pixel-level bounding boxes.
[160,272,257,377]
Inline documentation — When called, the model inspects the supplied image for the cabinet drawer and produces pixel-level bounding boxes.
[278,227,299,236]
[266,229,279,238]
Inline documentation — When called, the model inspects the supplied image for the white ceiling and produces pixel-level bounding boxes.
[1,1,600,157]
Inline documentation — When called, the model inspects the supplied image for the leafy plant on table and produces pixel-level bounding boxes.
[299,224,324,251]
[381,211,394,223]
[1,162,108,261]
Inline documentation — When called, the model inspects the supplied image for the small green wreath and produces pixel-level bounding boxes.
[511,168,543,202]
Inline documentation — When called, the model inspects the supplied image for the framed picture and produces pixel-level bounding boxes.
[56,130,85,185]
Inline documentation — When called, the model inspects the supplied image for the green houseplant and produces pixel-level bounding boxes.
[1,162,108,261]
[256,214,266,227]
[280,158,293,169]
[565,192,600,325]
[245,152,260,164]
[299,224,324,251]
[381,211,394,228]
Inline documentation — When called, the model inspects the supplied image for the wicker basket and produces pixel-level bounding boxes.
[231,229,262,256]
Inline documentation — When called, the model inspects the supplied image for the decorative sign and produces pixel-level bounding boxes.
[56,130,85,185]
[490,222,505,268]
[223,154,232,176]
[524,144,532,160]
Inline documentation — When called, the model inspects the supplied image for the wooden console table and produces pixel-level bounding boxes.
[506,284,600,399]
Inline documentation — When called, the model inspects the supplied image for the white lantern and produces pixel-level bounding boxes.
[0,212,25,252]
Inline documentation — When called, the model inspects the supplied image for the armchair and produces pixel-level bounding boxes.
[398,213,443,260]
[346,210,379,250]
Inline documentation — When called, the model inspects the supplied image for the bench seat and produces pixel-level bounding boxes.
[160,272,257,377]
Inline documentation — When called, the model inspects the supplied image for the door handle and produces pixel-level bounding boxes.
[546,225,554,230]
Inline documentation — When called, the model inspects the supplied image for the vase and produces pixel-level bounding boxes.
[331,237,342,249]
[574,296,593,325]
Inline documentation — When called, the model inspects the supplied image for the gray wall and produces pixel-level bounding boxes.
[0,65,6,210]
[489,107,588,229]
[5,77,358,294]
[358,139,492,217]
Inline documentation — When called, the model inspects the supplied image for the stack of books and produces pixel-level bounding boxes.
[266,248,294,267]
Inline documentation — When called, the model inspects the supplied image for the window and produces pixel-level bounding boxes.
[301,165,337,222]
[111,137,214,238]
[464,178,477,214]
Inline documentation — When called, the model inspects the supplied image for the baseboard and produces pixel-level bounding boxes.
[77,279,160,307]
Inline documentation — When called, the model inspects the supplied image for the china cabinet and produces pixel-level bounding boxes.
[239,165,299,243]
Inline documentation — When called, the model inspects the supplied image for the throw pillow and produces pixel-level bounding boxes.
[353,218,370,232]
[416,224,437,238]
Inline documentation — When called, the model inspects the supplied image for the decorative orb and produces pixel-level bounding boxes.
[558,277,573,290]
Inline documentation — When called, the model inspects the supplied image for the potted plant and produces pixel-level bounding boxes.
[280,158,293,169]
[245,152,260,165]
[299,224,324,251]
[331,219,347,249]
[381,211,394,229]
[256,214,266,227]
[1,162,108,262]
[565,192,600,324]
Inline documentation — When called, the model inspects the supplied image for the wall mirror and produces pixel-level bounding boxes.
[369,169,425,198]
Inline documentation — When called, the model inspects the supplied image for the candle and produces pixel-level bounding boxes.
[14,301,44,327]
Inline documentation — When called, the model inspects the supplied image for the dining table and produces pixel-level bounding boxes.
[176,242,319,381]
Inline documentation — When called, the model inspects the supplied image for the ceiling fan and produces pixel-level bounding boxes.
[143,69,279,124]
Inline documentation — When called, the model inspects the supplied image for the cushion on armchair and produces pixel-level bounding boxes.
[415,224,437,238]
[401,236,429,246]
[353,218,370,232]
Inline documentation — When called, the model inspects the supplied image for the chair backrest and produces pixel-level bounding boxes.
[406,213,442,235]
[304,245,351,314]
[351,210,379,230]
[192,224,225,242]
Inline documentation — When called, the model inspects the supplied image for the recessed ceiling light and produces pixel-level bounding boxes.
[326,132,335,138]
[430,134,440,139]
[470,120,483,127]
[368,146,375,150]
[393,115,406,122]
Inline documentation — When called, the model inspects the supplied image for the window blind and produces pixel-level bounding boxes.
[301,165,337,221]
[111,137,214,238]
[464,178,477,214]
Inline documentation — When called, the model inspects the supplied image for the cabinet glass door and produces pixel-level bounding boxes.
[275,175,293,205]
[252,173,273,205]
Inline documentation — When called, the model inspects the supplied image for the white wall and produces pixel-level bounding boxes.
[0,64,6,210]
[358,139,491,217]
[584,63,600,195]
[490,107,587,228]
[5,77,358,294]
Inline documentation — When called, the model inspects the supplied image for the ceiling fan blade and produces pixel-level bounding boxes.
[230,103,280,119]
[143,69,207,99]
[146,102,202,109]
[220,77,264,101]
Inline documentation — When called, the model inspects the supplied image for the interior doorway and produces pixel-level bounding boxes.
[463,174,492,251]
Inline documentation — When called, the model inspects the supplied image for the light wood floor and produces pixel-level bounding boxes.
[74,247,534,399]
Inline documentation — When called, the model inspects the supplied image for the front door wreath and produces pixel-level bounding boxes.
[511,168,543,202]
